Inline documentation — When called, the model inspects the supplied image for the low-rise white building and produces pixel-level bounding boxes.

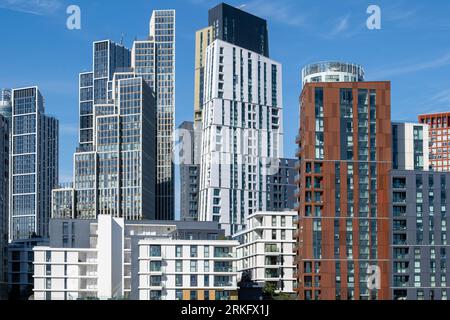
[139,240,239,300]
[33,215,238,300]
[233,211,297,294]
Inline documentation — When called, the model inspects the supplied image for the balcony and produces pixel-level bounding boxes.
[265,245,280,254]
[214,252,235,259]
[214,267,235,273]
[265,271,281,279]
[214,282,234,288]
[393,178,407,189]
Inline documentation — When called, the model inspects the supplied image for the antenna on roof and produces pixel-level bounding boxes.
[120,32,125,45]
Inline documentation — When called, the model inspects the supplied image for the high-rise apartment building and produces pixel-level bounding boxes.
[194,27,214,125]
[392,122,430,171]
[391,170,450,300]
[208,3,269,58]
[194,3,269,125]
[132,10,176,220]
[295,71,392,300]
[10,87,59,241]
[198,39,283,236]
[0,114,8,299]
[419,112,450,172]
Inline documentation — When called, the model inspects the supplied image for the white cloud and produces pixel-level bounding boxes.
[325,15,350,37]
[59,123,78,136]
[0,0,63,16]
[243,0,306,27]
[431,88,450,104]
[372,53,450,78]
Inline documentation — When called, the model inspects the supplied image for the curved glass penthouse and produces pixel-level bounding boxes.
[302,61,365,86]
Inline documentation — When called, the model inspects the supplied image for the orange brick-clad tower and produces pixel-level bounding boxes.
[295,81,392,300]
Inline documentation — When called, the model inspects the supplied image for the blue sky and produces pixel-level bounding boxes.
[1,0,450,215]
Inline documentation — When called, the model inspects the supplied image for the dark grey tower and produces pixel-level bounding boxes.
[208,3,270,57]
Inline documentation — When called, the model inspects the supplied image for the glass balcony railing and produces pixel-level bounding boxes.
[214,267,234,273]
[214,282,234,288]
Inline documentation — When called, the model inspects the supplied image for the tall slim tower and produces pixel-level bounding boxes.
[10,87,59,241]
[295,63,392,300]
[132,10,176,220]
[194,3,269,126]
[198,38,283,236]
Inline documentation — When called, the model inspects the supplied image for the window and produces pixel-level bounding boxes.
[150,290,162,300]
[176,245,182,258]
[204,261,210,272]
[176,290,183,301]
[46,278,51,290]
[304,262,312,273]
[150,261,162,272]
[176,275,183,287]
[190,246,198,258]
[176,261,183,272]
[190,275,198,287]
[190,291,198,300]
[149,245,161,257]
[204,246,210,258]
[190,261,198,272]
[150,276,162,287]
[204,275,210,287]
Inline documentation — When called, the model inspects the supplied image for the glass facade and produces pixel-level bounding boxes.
[133,10,176,220]
[56,73,156,220]
[10,87,58,241]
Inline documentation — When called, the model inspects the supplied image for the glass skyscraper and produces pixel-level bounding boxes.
[10,87,59,241]
[78,40,131,151]
[132,10,176,220]
[52,40,157,221]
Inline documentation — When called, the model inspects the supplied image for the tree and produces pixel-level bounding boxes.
[262,283,277,299]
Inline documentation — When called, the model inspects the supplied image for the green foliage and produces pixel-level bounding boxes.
[262,283,277,296]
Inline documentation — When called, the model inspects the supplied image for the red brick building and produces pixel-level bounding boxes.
[419,112,450,172]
